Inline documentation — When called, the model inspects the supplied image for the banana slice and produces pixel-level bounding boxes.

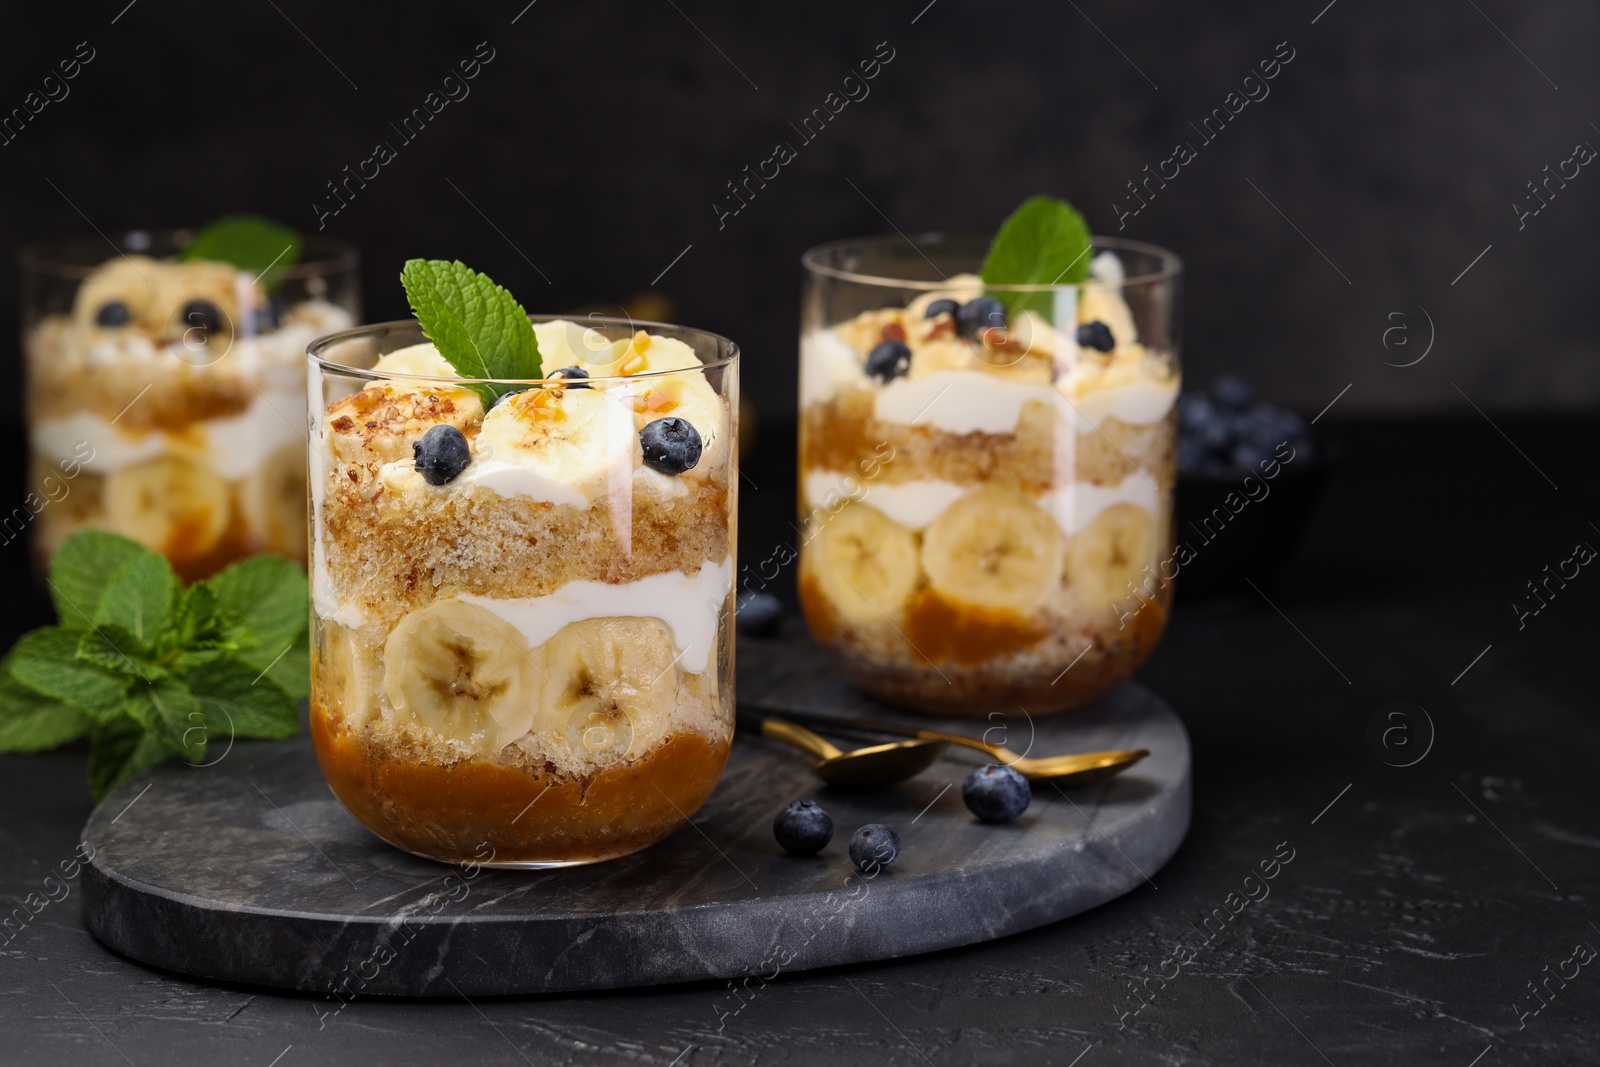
[474,385,636,502]
[531,616,680,761]
[532,319,621,373]
[1065,503,1156,611]
[921,488,1064,615]
[809,502,920,626]
[237,442,306,556]
[315,620,379,726]
[104,454,231,562]
[324,383,485,466]
[382,599,535,753]
[72,255,164,336]
[1078,285,1138,350]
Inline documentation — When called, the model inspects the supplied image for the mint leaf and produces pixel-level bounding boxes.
[179,657,299,740]
[11,628,128,722]
[165,582,224,653]
[208,555,307,656]
[400,259,542,402]
[88,715,170,803]
[0,669,89,752]
[48,530,151,626]
[258,640,310,703]
[125,678,206,763]
[76,626,165,682]
[95,551,178,653]
[181,215,301,285]
[980,195,1094,319]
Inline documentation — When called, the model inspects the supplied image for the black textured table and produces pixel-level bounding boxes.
[3,417,1600,1066]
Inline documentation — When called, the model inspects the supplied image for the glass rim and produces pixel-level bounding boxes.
[19,229,361,281]
[308,314,740,387]
[800,233,1183,290]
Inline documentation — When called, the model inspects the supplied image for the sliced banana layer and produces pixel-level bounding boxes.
[104,454,230,562]
[809,503,920,626]
[236,442,306,553]
[531,616,679,761]
[472,385,635,504]
[1066,502,1156,611]
[316,620,379,725]
[382,599,536,753]
[1078,285,1138,350]
[921,488,1064,615]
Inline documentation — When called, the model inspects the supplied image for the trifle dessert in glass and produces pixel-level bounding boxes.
[22,220,360,579]
[799,200,1181,716]
[309,261,737,866]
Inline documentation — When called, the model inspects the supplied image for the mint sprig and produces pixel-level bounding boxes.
[0,531,308,801]
[400,259,544,404]
[181,215,302,285]
[979,195,1094,320]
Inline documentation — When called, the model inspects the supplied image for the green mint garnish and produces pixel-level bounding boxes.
[0,531,308,801]
[400,259,543,404]
[979,195,1094,320]
[180,215,302,285]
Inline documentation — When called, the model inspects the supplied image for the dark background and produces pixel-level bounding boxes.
[1,0,1597,429]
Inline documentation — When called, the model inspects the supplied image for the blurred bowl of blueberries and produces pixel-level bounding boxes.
[1174,375,1336,599]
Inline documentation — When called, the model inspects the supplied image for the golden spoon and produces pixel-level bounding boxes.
[760,708,1149,784]
[736,710,949,788]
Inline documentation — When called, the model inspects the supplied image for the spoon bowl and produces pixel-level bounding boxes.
[739,712,948,787]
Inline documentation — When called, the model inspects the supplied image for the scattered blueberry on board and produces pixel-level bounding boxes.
[961,765,1031,823]
[1177,375,1315,476]
[957,296,1008,341]
[864,339,912,382]
[413,424,472,485]
[773,800,833,856]
[639,416,703,474]
[849,824,900,872]
[736,592,784,637]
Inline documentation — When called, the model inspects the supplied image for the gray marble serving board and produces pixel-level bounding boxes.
[80,630,1190,996]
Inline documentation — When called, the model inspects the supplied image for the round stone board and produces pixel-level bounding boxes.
[81,635,1189,996]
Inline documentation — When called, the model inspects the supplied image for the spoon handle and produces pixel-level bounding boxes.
[746,706,1022,764]
[735,710,844,762]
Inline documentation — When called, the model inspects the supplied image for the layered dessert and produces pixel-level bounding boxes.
[799,252,1178,714]
[310,317,736,866]
[25,243,355,578]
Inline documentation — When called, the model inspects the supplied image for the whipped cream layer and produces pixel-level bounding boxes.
[804,468,1157,535]
[459,557,731,675]
[32,382,306,478]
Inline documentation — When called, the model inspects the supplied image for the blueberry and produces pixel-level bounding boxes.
[1076,321,1115,353]
[736,592,784,637]
[849,823,900,872]
[1210,375,1256,413]
[957,296,1007,341]
[924,298,960,319]
[774,800,833,856]
[961,765,1031,823]
[864,340,911,382]
[95,300,131,328]
[181,299,224,333]
[551,365,590,389]
[640,416,702,475]
[1177,437,1210,472]
[413,424,472,485]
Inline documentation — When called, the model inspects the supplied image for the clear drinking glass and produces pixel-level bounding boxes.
[798,235,1182,716]
[21,230,361,580]
[308,316,738,867]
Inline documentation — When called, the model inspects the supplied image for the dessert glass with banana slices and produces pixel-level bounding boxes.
[22,224,360,580]
[308,295,738,867]
[799,227,1182,716]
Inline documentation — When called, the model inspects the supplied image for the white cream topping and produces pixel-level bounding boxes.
[459,557,731,675]
[1090,250,1125,285]
[874,370,1060,436]
[31,383,306,477]
[799,329,868,407]
[1042,472,1161,534]
[1054,375,1180,434]
[803,468,1158,536]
